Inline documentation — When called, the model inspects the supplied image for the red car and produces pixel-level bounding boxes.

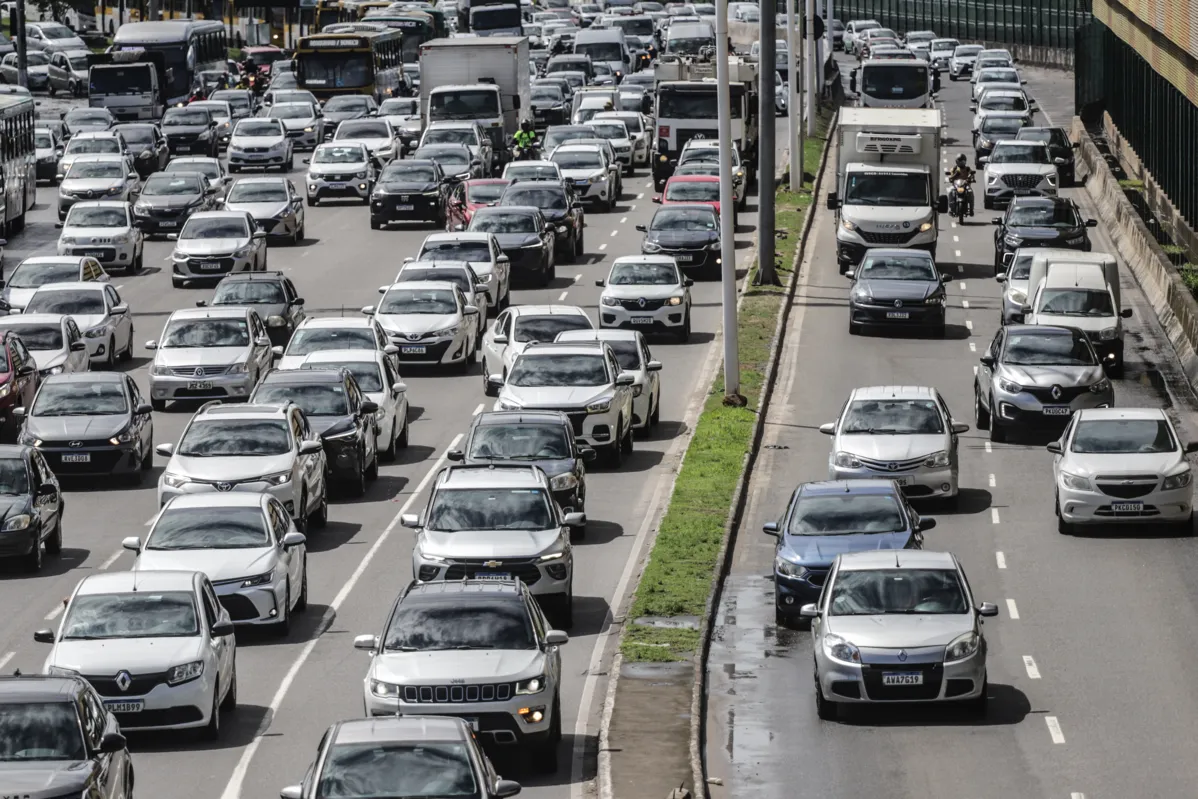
[654,175,728,221]
[445,178,511,231]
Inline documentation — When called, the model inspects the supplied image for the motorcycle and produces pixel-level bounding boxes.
[946,173,974,224]
[512,143,538,161]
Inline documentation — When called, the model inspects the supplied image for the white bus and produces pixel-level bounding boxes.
[110,19,227,105]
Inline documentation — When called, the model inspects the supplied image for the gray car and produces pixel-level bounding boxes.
[267,102,325,151]
[227,117,293,173]
[221,177,306,245]
[0,51,49,90]
[146,306,274,408]
[57,155,140,220]
[802,550,998,720]
[168,210,269,287]
[845,249,948,336]
[974,324,1114,443]
[46,49,89,97]
[995,247,1043,324]
[133,172,219,236]
[34,126,63,184]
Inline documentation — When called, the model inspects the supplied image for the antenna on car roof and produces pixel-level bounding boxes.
[12,669,20,677]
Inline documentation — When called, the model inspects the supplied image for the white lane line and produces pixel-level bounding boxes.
[953,235,960,243]
[636,192,644,199]
[218,434,464,799]
[599,243,607,250]
[954,249,962,258]
[959,281,967,290]
[962,300,970,309]
[620,216,627,224]
[1006,598,1020,619]
[996,551,1007,569]
[472,403,484,416]
[573,274,582,284]
[973,365,978,375]
[644,181,652,188]
[988,473,996,487]
[1023,655,1042,679]
[991,507,1000,524]
[99,549,123,570]
[45,603,64,621]
[969,342,977,352]
[1046,716,1066,744]
[116,285,124,290]
[558,291,569,301]
[951,221,957,229]
[985,441,992,453]
[1072,794,1086,799]
[965,320,973,331]
[0,652,12,672]
[609,230,618,237]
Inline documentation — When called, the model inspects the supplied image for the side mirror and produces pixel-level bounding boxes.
[486,373,505,391]
[545,630,569,645]
[211,619,235,637]
[936,194,949,214]
[97,731,127,754]
[651,194,661,203]
[980,355,995,368]
[1085,219,1098,227]
[996,272,1008,282]
[952,422,970,434]
[302,158,311,164]
[299,440,323,454]
[977,602,999,617]
[11,407,23,421]
[991,217,1002,225]
[384,345,399,355]
[615,373,635,386]
[463,305,479,316]
[156,442,174,457]
[393,381,406,393]
[1021,304,1033,315]
[1053,157,1066,165]
[16,365,34,378]
[121,536,141,552]
[110,304,128,316]
[595,279,605,287]
[844,270,855,280]
[271,345,284,358]
[969,104,977,112]
[826,192,839,210]
[281,785,304,799]
[34,629,55,644]
[253,231,267,239]
[1185,441,1198,454]
[360,400,379,415]
[1120,308,1133,318]
[54,222,63,229]
[1072,141,1081,149]
[447,449,465,461]
[354,633,380,651]
[361,305,375,315]
[917,517,937,532]
[400,513,422,528]
[941,273,952,283]
[1046,441,1063,454]
[580,446,597,462]
[635,224,646,232]
[564,511,586,527]
[36,482,56,498]
[282,531,306,548]
[684,278,694,287]
[136,402,153,415]
[493,334,509,345]
[494,781,522,799]
[166,233,178,240]
[818,422,836,435]
[255,336,271,346]
[762,521,780,537]
[798,603,819,619]
[292,297,305,305]
[646,360,662,372]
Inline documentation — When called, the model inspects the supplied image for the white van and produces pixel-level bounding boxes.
[574,28,631,76]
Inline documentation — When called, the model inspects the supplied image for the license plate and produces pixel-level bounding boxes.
[1111,502,1143,512]
[1042,406,1071,416]
[328,182,347,189]
[886,311,910,319]
[630,317,653,324]
[395,204,415,211]
[476,572,511,580]
[158,220,177,227]
[198,262,222,271]
[188,381,212,390]
[401,346,426,354]
[82,250,107,258]
[674,254,694,262]
[891,476,910,486]
[61,453,90,463]
[881,672,923,686]
[247,155,268,160]
[176,145,191,152]
[104,700,144,713]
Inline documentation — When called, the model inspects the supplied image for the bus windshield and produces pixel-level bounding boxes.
[658,87,743,119]
[300,52,372,89]
[472,6,522,29]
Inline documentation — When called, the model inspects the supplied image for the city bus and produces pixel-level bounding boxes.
[110,19,227,105]
[314,0,345,31]
[361,9,435,62]
[0,94,37,237]
[295,29,405,101]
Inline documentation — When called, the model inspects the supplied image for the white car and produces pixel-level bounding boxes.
[126,493,308,634]
[586,119,634,173]
[333,118,399,166]
[550,143,617,211]
[981,141,1059,209]
[57,155,140,221]
[275,316,398,372]
[168,210,269,287]
[35,570,237,737]
[482,304,595,391]
[364,281,480,369]
[593,110,651,166]
[267,102,325,151]
[1051,407,1196,534]
[0,314,90,377]
[227,118,294,173]
[596,254,693,339]
[21,281,133,369]
[55,201,144,274]
[55,131,132,183]
[392,259,489,340]
[971,67,1024,99]
[305,142,375,206]
[297,349,410,459]
[2,255,108,312]
[556,328,661,432]
[971,88,1035,136]
[377,96,422,152]
[843,20,881,55]
[501,160,562,182]
[416,232,512,312]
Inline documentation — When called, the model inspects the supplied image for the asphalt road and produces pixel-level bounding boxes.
[704,56,1198,799]
[0,96,790,798]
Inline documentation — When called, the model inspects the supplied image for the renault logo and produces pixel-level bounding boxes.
[194,367,205,378]
[114,671,132,692]
[1051,385,1063,401]
[897,650,908,662]
[216,482,233,492]
[637,298,647,308]
[894,300,903,308]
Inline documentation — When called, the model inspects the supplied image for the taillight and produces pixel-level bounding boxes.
[658,125,670,137]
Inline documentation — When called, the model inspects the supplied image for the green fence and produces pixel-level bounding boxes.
[833,0,1090,50]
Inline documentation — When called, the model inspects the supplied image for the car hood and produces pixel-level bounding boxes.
[503,385,610,408]
[57,313,107,332]
[163,124,210,136]
[324,110,368,123]
[645,229,718,248]
[1061,450,1182,477]
[28,346,70,371]
[997,362,1106,387]
[986,163,1055,176]
[309,162,369,176]
[308,414,355,436]
[26,414,128,441]
[420,528,561,558]
[381,114,421,131]
[65,124,111,136]
[855,279,938,300]
[558,168,602,180]
[825,613,973,648]
[465,455,573,478]
[61,178,124,192]
[780,531,912,567]
[224,201,291,220]
[376,181,439,194]
[49,636,204,673]
[140,194,202,209]
[232,134,286,149]
[174,238,250,255]
[603,284,682,300]
[836,433,946,460]
[2,286,36,309]
[44,38,87,51]
[134,546,276,582]
[1008,226,1082,242]
[372,649,543,683]
[62,225,130,240]
[278,118,316,131]
[154,347,247,368]
[376,313,459,335]
[338,136,391,151]
[166,452,294,482]
[492,232,543,250]
[0,761,94,798]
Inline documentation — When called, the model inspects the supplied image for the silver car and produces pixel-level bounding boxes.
[221,177,306,245]
[189,100,235,150]
[802,550,998,720]
[974,324,1114,443]
[165,156,232,199]
[21,281,134,369]
[819,386,970,505]
[377,97,422,152]
[2,256,108,312]
[0,314,90,377]
[305,142,375,206]
[57,155,140,220]
[227,118,294,173]
[146,306,275,409]
[169,210,269,287]
[267,102,325,151]
[333,118,399,167]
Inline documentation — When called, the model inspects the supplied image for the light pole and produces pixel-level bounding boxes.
[756,0,776,285]
[805,0,816,135]
[786,0,799,189]
[714,0,739,397]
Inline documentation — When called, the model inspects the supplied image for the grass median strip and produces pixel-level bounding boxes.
[621,112,830,662]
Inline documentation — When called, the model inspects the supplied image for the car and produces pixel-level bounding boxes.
[58,107,116,140]
[275,316,397,371]
[402,464,582,625]
[980,139,1059,209]
[57,155,140,221]
[498,179,586,263]
[17,371,153,483]
[0,313,90,377]
[531,83,571,126]
[377,96,423,152]
[419,121,494,174]
[187,100,235,150]
[354,579,567,766]
[550,143,618,211]
[971,89,1034,138]
[948,43,983,78]
[115,123,170,177]
[595,254,692,340]
[656,174,723,217]
[132,171,219,236]
[262,88,319,110]
[970,66,1024,101]
[280,716,523,799]
[201,270,305,346]
[266,101,325,151]
[2,255,108,312]
[1023,260,1132,372]
[491,340,636,464]
[57,132,133,180]
[23,281,134,369]
[0,444,62,570]
[1049,407,1197,534]
[370,159,451,229]
[0,674,133,795]
[0,331,41,436]
[227,117,293,173]
[168,210,269,287]
[164,156,231,198]
[977,47,1014,66]
[1015,126,1081,185]
[321,93,378,127]
[994,247,1047,324]
[445,178,513,231]
[413,143,481,181]
[210,88,256,122]
[333,117,400,167]
[305,141,375,205]
[26,21,87,52]
[221,176,306,245]
[54,201,144,276]
[585,118,635,173]
[392,260,489,338]
[638,203,721,279]
[145,306,275,409]
[973,114,1029,167]
[36,570,237,736]
[566,137,623,197]
[34,126,64,184]
[857,26,898,56]
[296,349,408,459]
[991,197,1096,271]
[974,324,1114,442]
[764,479,934,625]
[925,36,959,69]
[364,280,480,369]
[415,232,512,312]
[0,50,49,89]
[482,305,594,389]
[468,206,557,286]
[160,104,218,158]
[556,328,661,433]
[502,160,563,182]
[676,139,748,208]
[542,123,596,155]
[845,248,948,335]
[803,550,997,720]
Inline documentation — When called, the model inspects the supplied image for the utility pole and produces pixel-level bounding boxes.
[14,0,27,89]
[714,0,739,397]
[786,0,799,190]
[756,0,776,285]
[805,0,815,135]
[825,0,834,74]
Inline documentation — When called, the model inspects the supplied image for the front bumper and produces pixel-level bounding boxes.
[0,527,38,557]
[647,246,719,274]
[134,207,197,234]
[836,230,937,266]
[829,460,957,499]
[285,128,321,149]
[502,245,547,277]
[599,300,687,331]
[984,180,1057,206]
[849,299,945,329]
[363,690,554,747]
[36,441,141,476]
[371,193,441,223]
[816,649,986,704]
[1058,479,1192,525]
[949,60,975,76]
[166,137,214,156]
[172,252,254,280]
[413,554,572,598]
[150,370,255,401]
[89,673,214,731]
[388,333,471,366]
[228,148,289,168]
[571,179,610,204]
[213,576,288,625]
[990,386,1113,427]
[158,477,297,512]
[59,241,136,269]
[308,175,371,201]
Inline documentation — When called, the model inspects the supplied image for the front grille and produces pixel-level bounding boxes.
[43,438,113,448]
[401,682,514,703]
[168,134,200,143]
[169,365,232,377]
[618,298,666,311]
[861,662,943,700]
[1096,479,1158,499]
[319,174,352,182]
[84,672,169,697]
[858,229,920,245]
[1023,384,1089,403]
[218,593,262,621]
[857,454,926,472]
[171,387,230,398]
[1000,174,1042,190]
[444,560,542,585]
[286,130,305,138]
[243,146,270,153]
[112,706,205,727]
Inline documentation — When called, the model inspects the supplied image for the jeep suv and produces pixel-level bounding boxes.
[354,579,568,772]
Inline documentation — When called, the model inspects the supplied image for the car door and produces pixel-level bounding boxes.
[9,337,38,410]
[29,451,58,536]
[104,285,132,352]
[283,277,306,329]
[77,689,121,799]
[48,52,63,89]
[64,318,88,372]
[381,356,405,437]
[200,579,235,685]
[465,265,488,332]
[124,375,151,456]
[978,328,1004,410]
[491,236,510,296]
[640,336,658,399]
[249,311,272,376]
[483,310,511,376]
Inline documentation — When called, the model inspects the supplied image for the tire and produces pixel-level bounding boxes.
[295,491,308,533]
[622,418,634,457]
[152,399,167,412]
[603,423,624,468]
[141,438,153,470]
[202,685,221,741]
[814,668,837,721]
[48,85,57,97]
[396,410,409,448]
[974,387,991,430]
[988,410,1006,443]
[306,196,315,207]
[650,395,660,426]
[576,230,584,255]
[120,326,134,361]
[293,223,303,245]
[983,196,993,210]
[349,453,367,498]
[848,321,861,336]
[311,489,328,528]
[678,312,691,343]
[229,165,240,174]
[45,517,63,555]
[132,246,143,273]
[536,695,563,774]
[295,557,308,611]
[1108,359,1125,379]
[557,589,573,630]
[382,419,398,461]
[366,446,379,481]
[220,666,238,711]
[1055,493,1073,535]
[370,216,382,230]
[103,337,116,370]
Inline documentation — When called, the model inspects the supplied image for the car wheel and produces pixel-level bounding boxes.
[848,320,861,336]
[1055,491,1073,534]
[103,337,116,370]
[229,164,240,174]
[576,229,584,255]
[295,491,308,533]
[557,587,574,630]
[366,445,379,481]
[622,417,634,456]
[983,196,993,210]
[274,584,292,637]
[152,398,167,412]
[45,516,63,555]
[988,400,1006,442]
[311,488,328,528]
[650,394,660,426]
[966,676,988,717]
[221,665,238,711]
[814,666,837,721]
[295,557,309,611]
[370,216,382,230]
[382,419,398,461]
[48,85,56,97]
[604,421,624,467]
[678,312,691,343]
[974,386,991,430]
[202,684,221,741]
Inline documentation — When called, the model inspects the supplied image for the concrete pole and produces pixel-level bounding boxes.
[757,0,776,284]
[825,0,834,69]
[714,0,739,397]
[14,0,27,88]
[785,0,798,190]
[805,0,815,135]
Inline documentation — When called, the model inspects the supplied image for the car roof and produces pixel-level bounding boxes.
[384,280,459,292]
[400,260,472,272]
[188,210,251,221]
[221,270,287,282]
[798,479,903,496]
[0,675,88,702]
[1009,195,1070,208]
[838,550,956,570]
[77,570,199,595]
[862,247,932,259]
[16,256,90,266]
[65,200,130,212]
[331,716,470,746]
[404,578,529,601]
[611,254,677,266]
[261,367,345,384]
[0,313,69,326]
[44,371,124,385]
[521,341,606,357]
[69,131,122,139]
[426,120,477,129]
[168,306,253,322]
[653,202,716,214]
[510,304,589,317]
[556,328,640,344]
[424,232,492,244]
[475,409,571,427]
[849,385,938,401]
[439,463,547,489]
[475,204,538,216]
[31,281,104,293]
[667,175,718,183]
[297,316,375,329]
[162,492,268,511]
[1075,407,1167,422]
[554,143,603,153]
[301,349,384,366]
[229,176,289,185]
[1002,323,1079,336]
[65,153,125,163]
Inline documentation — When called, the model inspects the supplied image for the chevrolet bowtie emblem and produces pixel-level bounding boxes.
[483,560,502,568]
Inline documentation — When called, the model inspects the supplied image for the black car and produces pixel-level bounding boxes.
[637,203,721,279]
[115,123,170,178]
[0,444,62,572]
[845,248,948,336]
[450,410,596,533]
[370,159,451,228]
[992,196,1097,271]
[1016,126,1080,185]
[0,674,132,797]
[250,368,379,497]
[201,271,306,346]
[321,94,378,131]
[160,105,218,157]
[469,206,556,286]
[413,143,480,180]
[59,107,116,140]
[17,372,154,487]
[132,171,218,235]
[973,115,1028,167]
[499,179,585,263]
[531,84,570,127]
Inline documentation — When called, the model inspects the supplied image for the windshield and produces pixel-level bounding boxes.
[665,180,718,202]
[0,322,62,350]
[611,17,653,34]
[419,147,468,165]
[423,128,476,146]
[166,161,221,181]
[66,138,120,155]
[544,129,591,150]
[193,103,230,120]
[932,40,958,52]
[861,64,928,99]
[33,380,127,416]
[576,42,623,61]
[384,600,534,651]
[609,262,677,285]
[163,109,209,126]
[380,98,419,115]
[841,399,944,435]
[90,65,153,94]
[303,361,382,392]
[66,109,112,126]
[9,261,81,289]
[513,315,591,343]
[533,87,565,102]
[269,104,314,120]
[471,212,537,234]
[979,69,1019,83]
[314,145,366,164]
[469,424,570,459]
[213,280,285,304]
[337,121,390,139]
[427,487,554,531]
[399,269,470,293]
[473,5,522,26]
[182,217,250,240]
[212,91,252,113]
[503,186,566,210]
[980,117,1025,136]
[254,382,350,416]
[1018,128,1070,148]
[35,132,53,149]
[288,327,376,355]
[178,419,292,456]
[1004,331,1096,365]
[829,569,968,615]
[237,120,284,137]
[953,45,982,56]
[509,353,607,386]
[116,126,154,146]
[316,742,478,799]
[381,164,437,183]
[1071,418,1176,453]
[844,173,929,207]
[858,254,937,280]
[668,34,714,54]
[420,241,490,261]
[163,318,250,348]
[981,95,1028,112]
[62,592,199,640]
[65,206,127,227]
[651,208,717,231]
[300,52,372,89]
[658,88,743,119]
[227,182,289,203]
[144,176,203,196]
[1008,204,1079,227]
[0,702,85,762]
[552,150,603,170]
[65,161,123,180]
[589,123,628,140]
[787,494,906,535]
[429,89,500,119]
[149,506,269,550]
[0,459,27,495]
[505,165,560,181]
[380,288,457,315]
[990,143,1048,164]
[25,289,104,316]
[1038,288,1114,317]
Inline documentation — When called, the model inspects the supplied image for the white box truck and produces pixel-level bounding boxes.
[419,37,531,167]
[87,49,168,122]
[826,107,947,272]
[1024,251,1131,374]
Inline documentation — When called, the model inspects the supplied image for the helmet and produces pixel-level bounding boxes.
[521,119,532,131]
[956,154,967,167]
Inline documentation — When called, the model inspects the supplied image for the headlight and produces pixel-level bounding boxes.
[987,173,1000,185]
[549,472,579,491]
[1163,469,1193,490]
[104,186,123,196]
[1089,377,1111,394]
[172,251,190,261]
[1007,287,1027,303]
[18,431,41,447]
[167,660,204,685]
[666,296,683,306]
[134,202,151,214]
[925,295,944,305]
[841,219,857,231]
[1060,471,1091,491]
[601,295,620,306]
[369,678,400,698]
[432,326,459,338]
[227,361,248,374]
[515,674,547,695]
[263,471,292,486]
[774,556,807,579]
[588,173,604,184]
[833,451,860,469]
[1004,234,1023,246]
[161,472,189,488]
[108,430,135,445]
[642,241,661,253]
[355,171,367,179]
[586,398,612,413]
[232,246,252,258]
[43,366,64,376]
[1098,327,1118,341]
[708,241,722,251]
[923,450,950,468]
[822,633,861,665]
[477,273,493,283]
[998,378,1023,394]
[304,126,314,132]
[85,325,111,339]
[324,427,358,440]
[498,398,524,410]
[267,315,287,327]
[978,137,993,149]
[918,221,934,232]
[240,570,274,587]
[2,514,31,531]
[944,631,980,663]
[151,363,173,376]
[1065,235,1086,246]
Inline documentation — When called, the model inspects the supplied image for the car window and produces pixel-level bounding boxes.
[202,582,220,627]
[267,500,289,543]
[80,692,105,749]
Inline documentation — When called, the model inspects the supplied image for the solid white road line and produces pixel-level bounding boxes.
[1023,655,1042,679]
[99,549,124,570]
[1046,716,1066,744]
[219,434,464,799]
[1071,793,1086,799]
[991,507,1000,524]
[995,551,1007,569]
[1006,598,1020,619]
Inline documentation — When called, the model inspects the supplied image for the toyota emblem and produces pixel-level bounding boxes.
[193,367,205,378]
[216,482,233,492]
[897,650,908,662]
[1051,385,1063,401]
[893,300,903,308]
[114,671,132,692]
[69,441,82,448]
[637,298,647,308]
[887,462,899,471]
[406,333,421,341]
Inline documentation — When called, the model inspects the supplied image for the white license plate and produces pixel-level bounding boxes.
[188,381,212,390]
[1042,406,1071,416]
[630,317,653,324]
[886,311,910,319]
[247,155,268,160]
[158,220,177,227]
[104,700,144,713]
[891,476,910,486]
[61,453,91,463]
[477,572,511,580]
[176,145,190,152]
[401,346,426,354]
[198,262,222,271]
[674,254,694,262]
[82,250,107,258]
[1111,502,1143,512]
[395,204,415,211]
[881,672,923,686]
[327,182,347,189]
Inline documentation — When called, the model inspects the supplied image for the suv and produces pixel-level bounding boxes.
[401,464,583,626]
[354,579,568,770]
[1015,126,1079,185]
[490,341,636,466]
[498,180,585,265]
[481,304,595,392]
[156,401,329,530]
[980,140,1058,209]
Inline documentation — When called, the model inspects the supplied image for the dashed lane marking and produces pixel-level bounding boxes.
[45,603,64,621]
[991,507,1000,524]
[0,652,12,672]
[989,473,996,487]
[573,274,582,284]
[953,235,959,242]
[955,249,962,258]
[996,551,1006,569]
[969,342,977,352]
[962,300,970,309]
[636,193,644,199]
[985,441,992,453]
[1023,655,1042,679]
[1006,598,1020,619]
[599,243,607,250]
[99,549,123,570]
[620,217,627,224]
[1046,716,1066,744]
[472,403,484,416]
[609,230,618,237]
[959,281,967,290]
[965,320,973,331]
[558,291,569,301]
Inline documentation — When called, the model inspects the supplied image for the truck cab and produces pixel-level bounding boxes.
[850,57,941,109]
[86,50,167,122]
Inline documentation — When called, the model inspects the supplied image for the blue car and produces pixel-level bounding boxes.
[763,479,935,626]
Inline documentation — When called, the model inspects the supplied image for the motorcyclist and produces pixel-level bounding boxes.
[947,154,974,215]
[513,120,538,157]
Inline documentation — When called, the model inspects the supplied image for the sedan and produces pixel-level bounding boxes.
[499,180,585,263]
[333,118,399,167]
[321,94,378,128]
[637,204,721,280]
[419,121,493,175]
[133,172,219,236]
[23,281,134,369]
[595,255,692,340]
[656,175,723,219]
[188,100,235,150]
[58,107,116,140]
[297,349,409,460]
[161,105,218,158]
[0,314,90,377]
[992,196,1096,271]
[364,281,480,369]
[416,232,512,312]
[221,177,306,245]
[0,444,63,572]
[845,249,948,335]
[168,210,269,287]
[392,260,489,339]
[57,156,140,221]
[267,101,325,151]
[115,123,170,178]
[370,159,450,229]
[227,118,293,173]
[468,206,556,286]
[377,96,422,152]
[164,157,230,199]
[2,255,108,312]
[55,201,144,275]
